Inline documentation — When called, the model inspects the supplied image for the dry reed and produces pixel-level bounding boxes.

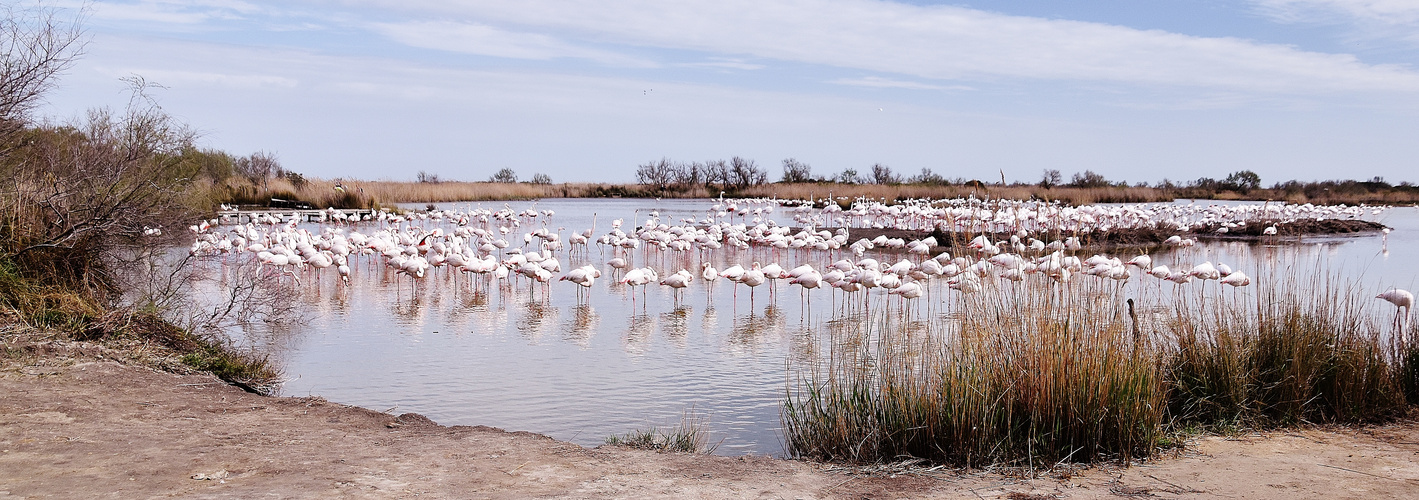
[783,273,1417,468]
[211,178,1419,207]
[784,279,1163,467]
[743,183,1170,205]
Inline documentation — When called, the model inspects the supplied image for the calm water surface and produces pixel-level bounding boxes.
[230,199,1418,456]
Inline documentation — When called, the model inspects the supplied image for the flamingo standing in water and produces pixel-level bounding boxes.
[621,267,654,304]
[788,267,821,310]
[700,262,719,303]
[720,263,745,300]
[660,269,692,306]
[742,262,766,305]
[1377,288,1414,343]
[1220,271,1250,287]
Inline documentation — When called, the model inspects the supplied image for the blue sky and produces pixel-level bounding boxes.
[36,0,1419,185]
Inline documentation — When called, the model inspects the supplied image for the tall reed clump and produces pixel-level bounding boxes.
[213,176,376,209]
[784,280,1164,467]
[1402,335,1419,405]
[785,273,1416,468]
[1164,274,1410,427]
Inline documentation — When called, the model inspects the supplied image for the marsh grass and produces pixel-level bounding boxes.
[0,255,282,394]
[214,177,376,209]
[605,408,721,454]
[79,309,282,394]
[786,280,1163,467]
[1166,274,1410,426]
[0,257,102,329]
[784,274,1416,468]
[744,183,1171,205]
[325,181,688,204]
[178,341,279,394]
[215,178,1419,207]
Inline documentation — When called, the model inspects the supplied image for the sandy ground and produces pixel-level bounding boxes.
[3,340,1418,499]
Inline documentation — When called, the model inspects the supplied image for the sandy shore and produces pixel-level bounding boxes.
[3,339,1418,499]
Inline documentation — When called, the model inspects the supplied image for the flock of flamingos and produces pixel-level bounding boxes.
[184,197,1413,327]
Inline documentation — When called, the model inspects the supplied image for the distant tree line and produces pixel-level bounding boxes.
[635,157,975,192]
[775,159,959,186]
[634,157,768,192]
[634,156,1417,202]
[414,168,553,185]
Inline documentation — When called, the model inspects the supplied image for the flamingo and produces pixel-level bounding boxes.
[1189,262,1220,280]
[742,262,766,305]
[788,268,821,309]
[607,257,629,276]
[1127,255,1151,270]
[560,265,599,301]
[1220,271,1250,287]
[1377,289,1413,342]
[889,281,923,299]
[660,269,692,305]
[720,264,745,299]
[621,267,653,303]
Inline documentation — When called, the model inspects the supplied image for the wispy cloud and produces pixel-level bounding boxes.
[47,31,1419,185]
[830,76,967,91]
[1252,0,1419,24]
[94,68,299,90]
[1250,0,1419,42]
[676,58,765,71]
[351,0,1419,94]
[85,0,263,24]
[369,21,656,67]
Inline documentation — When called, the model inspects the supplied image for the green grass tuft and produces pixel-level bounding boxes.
[605,409,720,454]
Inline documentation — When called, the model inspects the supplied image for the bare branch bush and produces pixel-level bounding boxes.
[727,156,766,190]
[0,2,85,144]
[634,157,675,188]
[870,163,899,185]
[1,76,201,302]
[780,158,812,183]
[123,250,298,329]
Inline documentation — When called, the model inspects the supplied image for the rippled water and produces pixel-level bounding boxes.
[221,199,1418,456]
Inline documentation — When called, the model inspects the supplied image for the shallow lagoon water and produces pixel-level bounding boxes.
[231,199,1418,456]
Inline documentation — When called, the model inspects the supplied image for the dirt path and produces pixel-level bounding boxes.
[3,342,1418,499]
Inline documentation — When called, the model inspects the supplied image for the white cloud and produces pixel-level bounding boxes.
[86,0,263,24]
[676,58,765,71]
[100,68,300,90]
[344,0,1419,94]
[369,21,656,67]
[1253,0,1419,24]
[1251,0,1419,42]
[43,34,1419,185]
[830,76,965,91]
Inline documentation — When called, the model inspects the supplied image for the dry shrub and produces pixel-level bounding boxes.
[785,280,1163,467]
[1165,273,1409,426]
[785,272,1413,467]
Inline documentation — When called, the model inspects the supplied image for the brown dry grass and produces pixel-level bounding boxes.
[741,183,1170,205]
[217,178,1419,207]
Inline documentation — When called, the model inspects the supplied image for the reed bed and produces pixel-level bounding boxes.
[783,274,1417,468]
[785,279,1162,467]
[214,177,376,209]
[1163,274,1409,426]
[213,178,1419,208]
[743,183,1171,205]
[339,181,689,203]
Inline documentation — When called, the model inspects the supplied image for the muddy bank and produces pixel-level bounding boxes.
[3,333,1418,498]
